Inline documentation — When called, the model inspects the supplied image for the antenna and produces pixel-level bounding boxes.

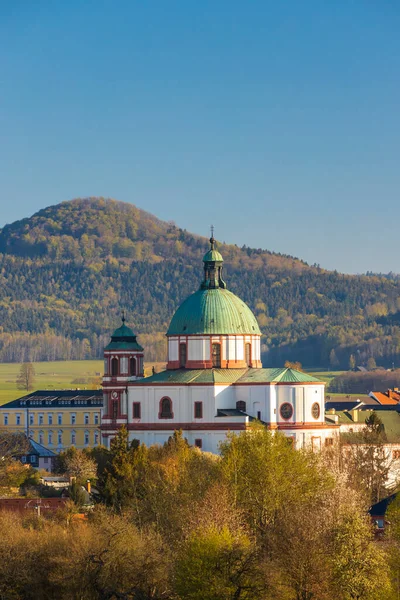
[122,309,126,324]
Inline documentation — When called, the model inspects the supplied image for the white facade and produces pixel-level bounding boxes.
[101,377,338,452]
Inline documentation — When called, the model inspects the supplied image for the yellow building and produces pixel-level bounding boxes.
[0,390,102,451]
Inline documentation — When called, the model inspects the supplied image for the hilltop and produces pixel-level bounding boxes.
[1,197,400,368]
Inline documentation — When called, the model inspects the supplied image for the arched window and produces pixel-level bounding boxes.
[57,430,63,445]
[48,431,53,445]
[129,357,136,376]
[71,430,76,445]
[111,357,119,376]
[39,431,44,445]
[236,401,246,412]
[159,397,173,419]
[84,430,89,445]
[245,343,251,367]
[212,343,221,368]
[179,343,187,368]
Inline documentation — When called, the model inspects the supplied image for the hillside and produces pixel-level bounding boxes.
[1,197,400,368]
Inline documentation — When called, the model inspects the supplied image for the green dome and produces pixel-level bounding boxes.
[203,249,223,263]
[104,319,144,351]
[167,288,261,336]
[112,323,135,338]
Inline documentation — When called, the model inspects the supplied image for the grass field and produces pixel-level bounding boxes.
[0,361,167,406]
[308,369,346,386]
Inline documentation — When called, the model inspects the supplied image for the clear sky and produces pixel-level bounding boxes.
[0,1,399,274]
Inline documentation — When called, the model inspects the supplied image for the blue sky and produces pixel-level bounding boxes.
[0,1,399,273]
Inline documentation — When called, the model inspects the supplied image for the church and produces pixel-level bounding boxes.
[101,236,338,452]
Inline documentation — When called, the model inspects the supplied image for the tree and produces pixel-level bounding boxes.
[174,526,265,600]
[342,412,395,504]
[367,357,377,371]
[16,362,36,391]
[54,447,97,483]
[284,360,303,371]
[331,511,391,599]
[349,354,356,371]
[219,425,332,539]
[329,348,340,369]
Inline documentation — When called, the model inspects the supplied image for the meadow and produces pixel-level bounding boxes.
[0,360,167,405]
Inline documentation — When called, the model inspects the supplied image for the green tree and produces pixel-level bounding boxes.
[219,425,332,539]
[367,357,377,370]
[349,354,356,371]
[175,526,264,600]
[16,362,36,391]
[331,511,391,599]
[329,348,340,369]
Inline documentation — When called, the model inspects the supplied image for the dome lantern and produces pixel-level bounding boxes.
[201,229,226,290]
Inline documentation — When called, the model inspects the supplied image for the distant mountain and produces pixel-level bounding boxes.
[1,197,400,368]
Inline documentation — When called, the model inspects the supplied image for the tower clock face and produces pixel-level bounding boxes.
[111,391,118,400]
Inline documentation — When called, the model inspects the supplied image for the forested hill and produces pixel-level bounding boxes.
[1,197,400,368]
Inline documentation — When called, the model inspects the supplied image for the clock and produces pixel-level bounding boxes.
[111,391,118,400]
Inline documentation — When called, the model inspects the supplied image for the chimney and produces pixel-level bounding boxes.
[388,389,393,400]
[86,479,91,494]
[350,409,359,423]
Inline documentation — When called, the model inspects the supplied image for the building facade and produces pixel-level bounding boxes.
[0,390,102,451]
[101,236,338,452]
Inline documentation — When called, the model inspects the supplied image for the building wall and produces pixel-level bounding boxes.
[0,407,101,451]
[167,335,262,368]
[99,380,337,453]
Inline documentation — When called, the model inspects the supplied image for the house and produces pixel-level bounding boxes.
[0,390,103,451]
[19,438,57,471]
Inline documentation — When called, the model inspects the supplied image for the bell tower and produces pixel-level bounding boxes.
[101,314,144,437]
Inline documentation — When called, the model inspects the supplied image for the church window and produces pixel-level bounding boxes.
[194,402,203,419]
[179,343,187,368]
[245,343,251,367]
[194,439,202,449]
[212,343,221,368]
[280,403,293,420]
[130,357,136,376]
[236,401,246,412]
[111,358,119,376]
[159,397,173,419]
[312,403,320,420]
[133,402,141,419]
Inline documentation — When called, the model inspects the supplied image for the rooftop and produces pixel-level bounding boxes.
[133,367,322,385]
[0,389,103,409]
